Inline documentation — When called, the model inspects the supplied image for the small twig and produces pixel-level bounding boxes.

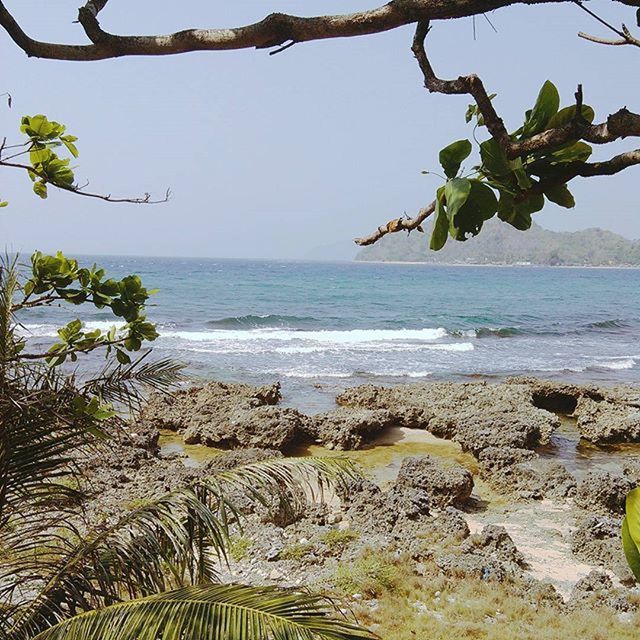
[0,159,171,204]
[269,41,296,55]
[574,0,640,48]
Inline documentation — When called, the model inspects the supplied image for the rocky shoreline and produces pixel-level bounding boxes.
[84,377,640,633]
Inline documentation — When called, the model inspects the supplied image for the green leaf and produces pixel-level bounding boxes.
[60,134,79,158]
[546,104,595,129]
[444,177,472,227]
[497,191,541,231]
[544,183,575,208]
[622,516,640,583]
[0,200,8,208]
[430,187,448,251]
[479,138,511,179]
[439,139,472,179]
[32,584,374,640]
[522,80,560,138]
[550,141,592,164]
[33,181,48,199]
[626,487,640,543]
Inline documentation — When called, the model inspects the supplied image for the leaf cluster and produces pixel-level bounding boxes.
[21,251,158,366]
[430,81,594,251]
[622,487,640,583]
[20,115,79,200]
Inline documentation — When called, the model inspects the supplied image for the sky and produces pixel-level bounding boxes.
[1,0,639,260]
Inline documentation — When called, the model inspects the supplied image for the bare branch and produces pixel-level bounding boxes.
[355,201,435,246]
[0,159,171,204]
[4,0,639,62]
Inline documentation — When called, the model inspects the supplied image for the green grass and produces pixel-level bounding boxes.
[228,536,252,562]
[279,541,314,561]
[320,528,360,554]
[332,551,404,597]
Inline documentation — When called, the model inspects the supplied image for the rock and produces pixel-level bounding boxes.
[185,405,306,451]
[477,446,537,474]
[395,455,473,508]
[141,381,312,451]
[386,485,431,520]
[568,570,634,612]
[575,396,640,444]
[337,381,559,454]
[461,525,528,568]
[202,447,282,471]
[515,460,576,499]
[571,515,633,582]
[340,478,398,533]
[435,525,527,583]
[575,470,635,515]
[306,408,396,450]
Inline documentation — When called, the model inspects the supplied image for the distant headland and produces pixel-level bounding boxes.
[355,219,640,267]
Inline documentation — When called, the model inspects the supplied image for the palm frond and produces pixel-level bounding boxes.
[209,456,360,520]
[0,253,20,368]
[82,352,185,413]
[31,584,375,640]
[6,484,233,639]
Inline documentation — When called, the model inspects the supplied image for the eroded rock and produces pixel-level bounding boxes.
[337,381,559,454]
[575,470,635,515]
[306,408,397,450]
[395,455,473,508]
[575,396,640,444]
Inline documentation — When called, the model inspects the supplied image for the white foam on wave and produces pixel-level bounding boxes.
[595,358,636,371]
[160,327,448,344]
[19,321,125,338]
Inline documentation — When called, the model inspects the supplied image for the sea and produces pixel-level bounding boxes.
[20,257,640,413]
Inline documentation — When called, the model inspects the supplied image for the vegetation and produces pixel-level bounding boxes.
[622,487,640,583]
[332,551,403,598]
[228,536,253,562]
[0,111,168,206]
[346,555,640,640]
[0,255,372,640]
[357,218,640,266]
[320,529,360,555]
[280,541,315,562]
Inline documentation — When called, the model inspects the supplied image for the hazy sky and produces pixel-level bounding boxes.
[1,1,639,259]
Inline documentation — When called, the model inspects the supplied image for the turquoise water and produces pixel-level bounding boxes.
[22,257,640,411]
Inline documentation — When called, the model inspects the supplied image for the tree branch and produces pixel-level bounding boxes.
[412,21,640,158]
[355,201,435,245]
[0,160,170,204]
[4,0,637,62]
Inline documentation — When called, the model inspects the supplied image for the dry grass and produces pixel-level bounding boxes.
[330,552,640,640]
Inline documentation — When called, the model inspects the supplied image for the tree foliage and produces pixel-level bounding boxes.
[429,80,595,251]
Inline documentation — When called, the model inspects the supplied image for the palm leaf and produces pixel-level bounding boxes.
[31,584,375,640]
[82,352,185,413]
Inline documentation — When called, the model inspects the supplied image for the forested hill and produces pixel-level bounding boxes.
[355,219,640,266]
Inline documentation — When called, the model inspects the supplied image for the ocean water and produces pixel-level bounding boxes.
[20,257,640,412]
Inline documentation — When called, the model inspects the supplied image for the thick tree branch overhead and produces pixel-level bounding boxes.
[0,0,639,61]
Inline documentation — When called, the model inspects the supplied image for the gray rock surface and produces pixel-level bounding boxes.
[395,455,474,508]
[141,382,308,451]
[575,470,635,515]
[305,408,397,450]
[575,396,640,444]
[336,381,559,454]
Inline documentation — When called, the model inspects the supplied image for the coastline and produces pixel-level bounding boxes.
[353,259,640,269]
